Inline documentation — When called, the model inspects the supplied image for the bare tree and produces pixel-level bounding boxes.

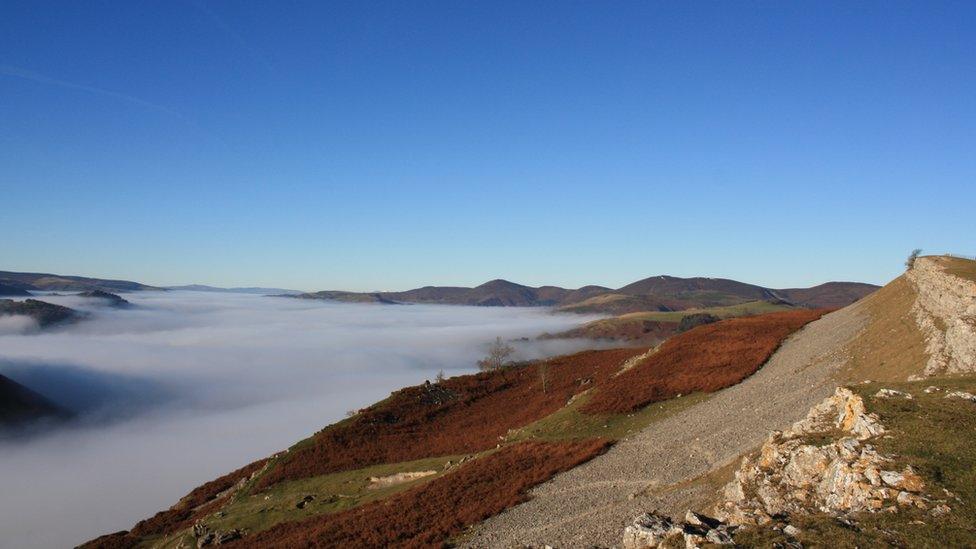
[538,361,550,394]
[906,248,923,270]
[435,370,446,383]
[477,336,515,371]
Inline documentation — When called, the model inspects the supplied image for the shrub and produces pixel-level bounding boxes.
[677,312,720,333]
[905,248,923,270]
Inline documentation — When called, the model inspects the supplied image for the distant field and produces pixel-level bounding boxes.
[545,299,797,342]
[612,300,794,322]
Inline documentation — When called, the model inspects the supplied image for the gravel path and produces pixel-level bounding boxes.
[463,305,867,548]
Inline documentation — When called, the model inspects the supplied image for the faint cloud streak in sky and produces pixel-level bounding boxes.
[0,64,181,116]
[0,63,231,148]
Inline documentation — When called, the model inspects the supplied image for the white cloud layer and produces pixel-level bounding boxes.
[0,291,599,548]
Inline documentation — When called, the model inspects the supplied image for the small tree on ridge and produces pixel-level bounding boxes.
[906,248,922,270]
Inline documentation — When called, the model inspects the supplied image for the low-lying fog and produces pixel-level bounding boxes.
[0,291,601,548]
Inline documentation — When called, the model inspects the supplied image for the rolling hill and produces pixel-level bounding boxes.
[0,299,82,328]
[0,270,161,293]
[290,275,878,313]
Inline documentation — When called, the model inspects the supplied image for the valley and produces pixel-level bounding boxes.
[71,255,976,548]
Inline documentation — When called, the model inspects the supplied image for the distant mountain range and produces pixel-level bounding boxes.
[0,269,879,313]
[288,276,879,313]
[0,270,161,293]
[0,271,303,296]
[165,284,303,295]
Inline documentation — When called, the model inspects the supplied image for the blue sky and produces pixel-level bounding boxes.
[1,1,973,291]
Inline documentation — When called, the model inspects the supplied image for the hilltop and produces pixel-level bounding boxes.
[0,299,82,328]
[77,290,130,308]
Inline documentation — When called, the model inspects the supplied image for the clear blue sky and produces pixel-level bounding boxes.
[2,1,973,291]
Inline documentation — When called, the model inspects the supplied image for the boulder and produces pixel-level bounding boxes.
[622,512,734,548]
[945,390,976,403]
[873,388,913,399]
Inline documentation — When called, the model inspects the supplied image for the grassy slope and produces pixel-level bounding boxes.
[735,376,976,548]
[941,255,976,283]
[840,275,929,383]
[507,390,712,442]
[149,454,471,548]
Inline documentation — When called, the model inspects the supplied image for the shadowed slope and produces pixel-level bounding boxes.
[0,374,68,427]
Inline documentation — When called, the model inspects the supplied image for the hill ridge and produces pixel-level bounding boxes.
[292,274,878,311]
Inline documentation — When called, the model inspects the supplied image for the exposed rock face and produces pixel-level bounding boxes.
[715,387,926,525]
[907,257,976,375]
[788,387,885,441]
[192,521,244,547]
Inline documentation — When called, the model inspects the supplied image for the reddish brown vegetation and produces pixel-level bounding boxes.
[125,458,268,537]
[78,531,139,549]
[256,347,646,489]
[235,439,610,548]
[582,309,828,415]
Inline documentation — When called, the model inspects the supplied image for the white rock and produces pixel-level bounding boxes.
[874,388,913,399]
[945,390,976,403]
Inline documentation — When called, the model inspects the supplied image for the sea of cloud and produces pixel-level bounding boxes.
[0,291,602,548]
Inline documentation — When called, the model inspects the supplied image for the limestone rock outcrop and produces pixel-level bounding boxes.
[907,257,976,376]
[715,387,927,526]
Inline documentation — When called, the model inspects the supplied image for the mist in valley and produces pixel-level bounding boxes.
[0,291,601,548]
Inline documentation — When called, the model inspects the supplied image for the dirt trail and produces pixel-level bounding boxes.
[463,304,867,548]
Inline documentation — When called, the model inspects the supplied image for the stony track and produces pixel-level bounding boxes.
[463,304,868,548]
